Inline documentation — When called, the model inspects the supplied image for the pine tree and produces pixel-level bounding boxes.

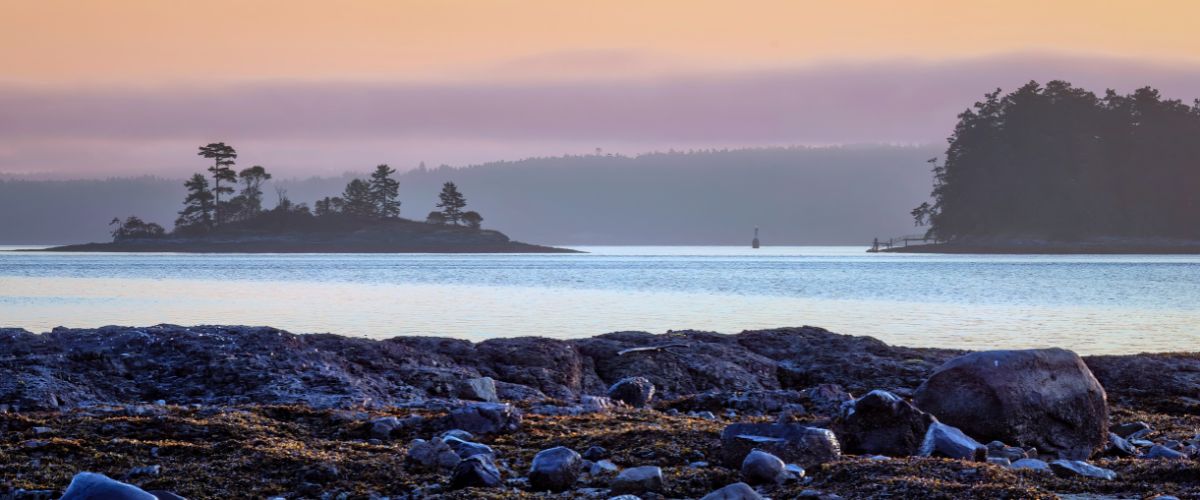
[436,182,467,225]
[175,173,215,231]
[197,142,237,224]
[341,179,375,217]
[368,164,401,218]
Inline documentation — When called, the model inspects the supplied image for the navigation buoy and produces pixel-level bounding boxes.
[752,227,760,249]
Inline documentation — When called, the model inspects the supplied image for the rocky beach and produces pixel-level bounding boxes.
[1,325,1199,499]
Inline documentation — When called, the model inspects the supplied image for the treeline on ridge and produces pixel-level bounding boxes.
[912,81,1200,242]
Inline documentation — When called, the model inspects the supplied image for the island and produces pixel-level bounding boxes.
[890,81,1200,254]
[39,143,577,253]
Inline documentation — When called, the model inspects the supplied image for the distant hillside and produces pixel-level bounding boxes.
[0,146,938,245]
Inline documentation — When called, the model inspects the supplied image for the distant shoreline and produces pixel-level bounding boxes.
[882,240,1200,255]
[32,240,579,254]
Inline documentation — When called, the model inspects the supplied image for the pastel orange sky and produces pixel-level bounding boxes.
[4,0,1200,177]
[5,0,1199,84]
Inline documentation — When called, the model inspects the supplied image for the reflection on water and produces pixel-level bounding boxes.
[1,246,1199,354]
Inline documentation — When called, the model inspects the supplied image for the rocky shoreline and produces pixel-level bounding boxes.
[2,325,1199,499]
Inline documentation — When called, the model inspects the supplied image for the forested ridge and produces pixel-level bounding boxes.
[915,81,1200,241]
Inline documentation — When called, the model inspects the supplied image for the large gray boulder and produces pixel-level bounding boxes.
[914,348,1108,460]
[835,390,934,456]
[528,446,583,492]
[457,377,499,402]
[60,472,157,500]
[720,423,841,468]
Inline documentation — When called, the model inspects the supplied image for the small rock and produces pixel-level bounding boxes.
[1144,445,1188,460]
[60,472,157,500]
[694,411,717,420]
[608,377,656,408]
[784,463,806,480]
[127,465,161,477]
[918,422,987,461]
[986,441,1028,461]
[987,457,1011,467]
[1049,459,1117,480]
[447,402,523,435]
[701,482,763,500]
[607,496,642,500]
[146,491,187,500]
[442,436,495,460]
[1011,458,1051,472]
[31,427,53,435]
[610,465,663,495]
[441,429,475,441]
[448,455,502,489]
[458,377,499,403]
[689,461,710,468]
[1107,433,1137,457]
[720,423,841,468]
[740,449,785,485]
[582,395,615,413]
[1131,438,1155,447]
[1112,421,1151,439]
[370,417,401,439]
[528,446,583,492]
[591,459,620,476]
[583,445,609,460]
[406,438,461,472]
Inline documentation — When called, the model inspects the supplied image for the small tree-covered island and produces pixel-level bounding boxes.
[897,81,1200,253]
[45,143,576,253]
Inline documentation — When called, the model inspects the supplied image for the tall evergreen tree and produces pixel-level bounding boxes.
[368,164,401,218]
[175,173,215,231]
[436,182,468,225]
[340,179,375,217]
[197,142,237,224]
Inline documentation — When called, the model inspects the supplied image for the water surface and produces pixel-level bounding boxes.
[1,246,1197,354]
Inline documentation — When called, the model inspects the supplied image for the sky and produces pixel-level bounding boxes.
[3,0,1200,178]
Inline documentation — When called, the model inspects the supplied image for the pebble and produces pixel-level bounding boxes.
[610,465,664,494]
[1144,445,1188,460]
[1049,459,1117,480]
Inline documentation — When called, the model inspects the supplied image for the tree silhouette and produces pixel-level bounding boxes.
[462,211,483,229]
[436,182,467,225]
[197,142,237,224]
[340,179,375,217]
[426,211,447,224]
[175,173,215,231]
[237,165,271,213]
[368,164,401,218]
[109,216,165,240]
[918,81,1200,241]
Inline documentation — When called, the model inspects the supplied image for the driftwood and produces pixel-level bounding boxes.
[617,343,689,356]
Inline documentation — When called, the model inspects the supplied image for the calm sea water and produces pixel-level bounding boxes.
[1,246,1198,354]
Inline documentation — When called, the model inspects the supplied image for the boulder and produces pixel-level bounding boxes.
[448,455,502,489]
[835,390,934,456]
[60,472,157,500]
[458,377,499,402]
[493,381,548,402]
[740,449,785,485]
[986,441,1028,462]
[442,436,495,460]
[1107,433,1137,457]
[406,438,461,472]
[608,377,656,408]
[446,402,522,435]
[370,416,402,439]
[701,482,764,500]
[1112,421,1151,439]
[918,422,988,461]
[914,348,1108,460]
[583,445,609,460]
[1049,459,1117,480]
[720,423,841,468]
[1011,458,1051,472]
[610,465,664,495]
[590,459,620,476]
[528,446,583,492]
[1144,445,1188,460]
